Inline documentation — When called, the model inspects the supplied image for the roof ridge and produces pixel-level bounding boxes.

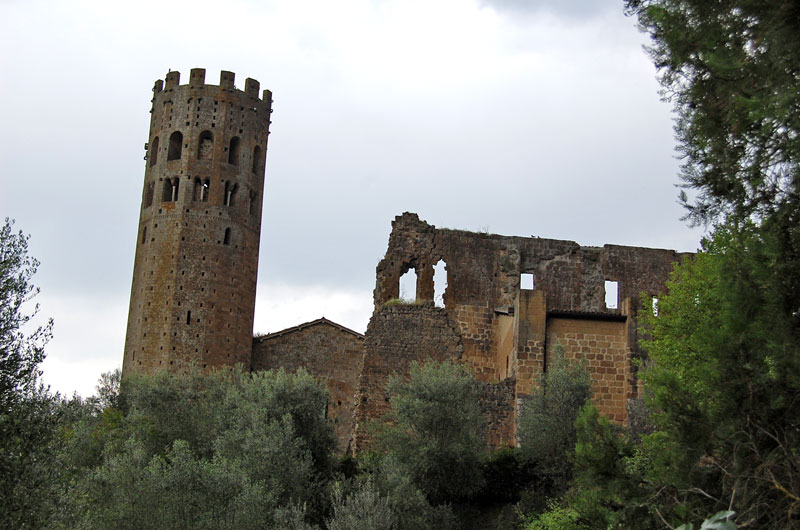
[254,317,365,341]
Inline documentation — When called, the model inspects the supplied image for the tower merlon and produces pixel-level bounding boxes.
[190,68,206,87]
[245,78,259,98]
[220,70,235,90]
[165,70,181,90]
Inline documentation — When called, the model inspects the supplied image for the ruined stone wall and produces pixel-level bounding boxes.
[546,317,630,422]
[251,319,364,452]
[351,303,463,451]
[479,378,516,448]
[370,213,687,432]
[123,69,272,376]
[514,290,547,397]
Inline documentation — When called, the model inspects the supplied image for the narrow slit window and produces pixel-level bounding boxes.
[223,227,231,245]
[521,273,534,290]
[141,226,147,244]
[186,310,191,325]
[604,280,619,309]
[652,296,659,317]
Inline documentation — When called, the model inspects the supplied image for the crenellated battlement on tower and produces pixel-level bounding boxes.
[153,68,272,103]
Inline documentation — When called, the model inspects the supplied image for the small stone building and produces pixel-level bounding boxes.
[251,318,364,452]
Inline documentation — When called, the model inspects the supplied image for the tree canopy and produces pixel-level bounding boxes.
[625,0,800,226]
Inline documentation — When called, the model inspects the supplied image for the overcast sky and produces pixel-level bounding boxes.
[0,0,703,397]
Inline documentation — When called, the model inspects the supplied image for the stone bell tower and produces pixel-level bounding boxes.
[123,68,272,375]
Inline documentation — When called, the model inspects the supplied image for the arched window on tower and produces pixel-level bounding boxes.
[224,181,238,207]
[197,131,213,160]
[193,178,210,202]
[228,136,240,165]
[149,137,159,167]
[163,177,179,202]
[168,131,183,160]
[252,145,262,173]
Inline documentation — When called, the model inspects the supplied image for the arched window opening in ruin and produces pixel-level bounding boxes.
[399,268,417,302]
[433,260,448,307]
[197,131,213,160]
[141,226,147,244]
[228,136,240,165]
[144,182,154,208]
[521,273,534,290]
[149,136,159,166]
[604,280,619,309]
[224,181,238,206]
[252,145,262,173]
[168,131,183,160]
[223,227,231,245]
[248,190,257,214]
[202,179,210,202]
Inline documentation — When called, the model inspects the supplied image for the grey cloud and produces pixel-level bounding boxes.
[479,0,619,20]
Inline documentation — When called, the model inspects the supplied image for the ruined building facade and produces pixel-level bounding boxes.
[351,213,688,450]
[123,70,687,452]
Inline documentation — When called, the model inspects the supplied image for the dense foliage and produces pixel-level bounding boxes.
[53,367,334,529]
[517,343,592,498]
[0,218,57,529]
[376,360,487,504]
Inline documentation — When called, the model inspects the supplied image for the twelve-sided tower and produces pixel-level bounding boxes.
[123,69,272,375]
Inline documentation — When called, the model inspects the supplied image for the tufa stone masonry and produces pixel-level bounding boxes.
[123,69,688,452]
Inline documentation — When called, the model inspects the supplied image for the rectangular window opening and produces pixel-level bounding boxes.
[521,273,534,290]
[604,280,619,309]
